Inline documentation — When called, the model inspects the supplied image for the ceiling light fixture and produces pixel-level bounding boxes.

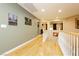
[41,9,45,12]
[58,9,62,13]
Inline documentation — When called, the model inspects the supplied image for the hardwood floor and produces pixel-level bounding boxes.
[5,35,63,56]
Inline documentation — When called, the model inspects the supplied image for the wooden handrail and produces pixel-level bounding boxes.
[60,31,79,36]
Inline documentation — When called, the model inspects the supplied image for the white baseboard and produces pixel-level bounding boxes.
[1,35,40,56]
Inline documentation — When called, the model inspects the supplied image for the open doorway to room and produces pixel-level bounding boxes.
[50,21,63,37]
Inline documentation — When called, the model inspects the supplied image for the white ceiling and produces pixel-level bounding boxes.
[18,3,79,21]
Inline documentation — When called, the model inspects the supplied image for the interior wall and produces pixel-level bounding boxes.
[63,16,79,33]
[0,3,39,54]
[50,21,63,32]
[58,16,79,55]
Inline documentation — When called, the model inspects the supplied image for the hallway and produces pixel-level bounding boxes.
[0,3,79,56]
[5,35,63,56]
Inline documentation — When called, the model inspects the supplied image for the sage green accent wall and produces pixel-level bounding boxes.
[0,3,39,54]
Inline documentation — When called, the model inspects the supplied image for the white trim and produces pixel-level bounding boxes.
[1,35,41,56]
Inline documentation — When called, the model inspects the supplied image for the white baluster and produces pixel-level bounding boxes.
[58,32,79,56]
[76,36,78,56]
[69,34,72,56]
[70,34,72,56]
[74,35,76,56]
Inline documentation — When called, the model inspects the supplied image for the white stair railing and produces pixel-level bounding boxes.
[58,32,79,56]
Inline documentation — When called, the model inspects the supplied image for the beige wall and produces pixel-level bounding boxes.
[58,16,79,55]
[40,15,79,33]
[0,3,39,54]
[63,16,79,33]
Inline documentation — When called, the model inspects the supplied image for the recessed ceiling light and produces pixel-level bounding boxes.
[41,9,45,12]
[58,9,62,13]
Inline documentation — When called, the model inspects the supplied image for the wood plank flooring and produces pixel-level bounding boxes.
[5,35,63,56]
